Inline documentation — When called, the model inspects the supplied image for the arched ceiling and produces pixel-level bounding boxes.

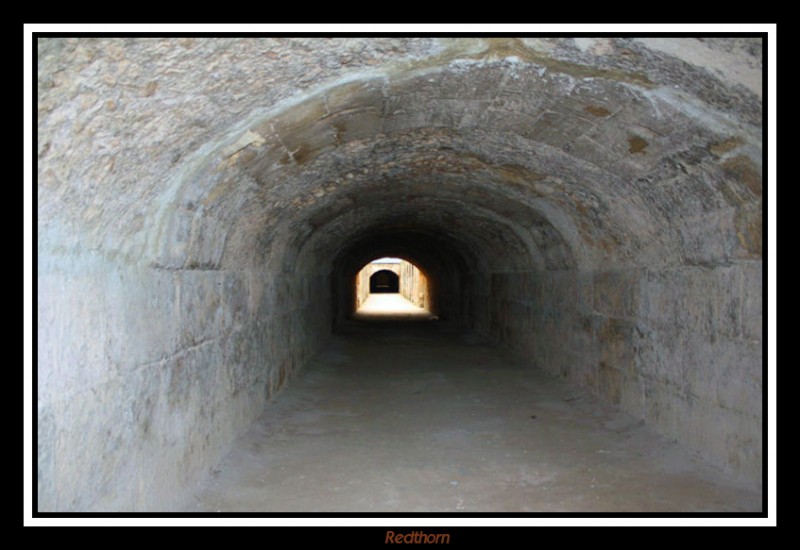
[37,37,763,273]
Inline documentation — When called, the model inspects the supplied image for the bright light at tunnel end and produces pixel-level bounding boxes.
[371,257,403,264]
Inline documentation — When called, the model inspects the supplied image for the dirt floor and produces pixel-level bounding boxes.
[183,295,761,513]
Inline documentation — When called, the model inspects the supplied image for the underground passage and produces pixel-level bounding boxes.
[369,270,399,293]
[36,37,764,513]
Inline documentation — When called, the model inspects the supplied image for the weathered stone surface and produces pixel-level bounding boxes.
[37,37,763,510]
[36,403,57,508]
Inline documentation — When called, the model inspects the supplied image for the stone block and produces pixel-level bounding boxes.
[37,274,63,405]
[270,95,327,138]
[326,108,383,143]
[529,111,593,149]
[619,373,645,419]
[638,270,678,327]
[54,377,139,511]
[177,271,222,348]
[681,339,719,403]
[597,317,636,374]
[740,261,763,342]
[109,267,180,367]
[598,361,623,404]
[708,265,743,340]
[243,137,294,181]
[38,265,121,402]
[715,340,762,415]
[37,403,57,511]
[221,271,249,331]
[593,270,640,318]
[379,105,432,135]
[155,207,193,268]
[185,214,227,269]
[677,210,739,266]
[480,108,542,141]
[325,78,385,114]
[575,272,594,314]
[643,378,680,441]
[637,322,694,390]
[677,396,724,465]
[721,409,762,484]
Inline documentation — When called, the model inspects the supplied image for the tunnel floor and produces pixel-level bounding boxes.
[352,294,434,322]
[183,324,761,513]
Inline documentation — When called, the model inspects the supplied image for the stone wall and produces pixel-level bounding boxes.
[399,260,430,311]
[37,241,328,511]
[486,262,762,486]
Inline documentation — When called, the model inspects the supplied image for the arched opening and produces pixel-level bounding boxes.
[369,270,399,293]
[330,230,476,331]
[353,257,434,321]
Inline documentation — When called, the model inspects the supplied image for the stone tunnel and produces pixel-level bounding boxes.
[36,37,764,512]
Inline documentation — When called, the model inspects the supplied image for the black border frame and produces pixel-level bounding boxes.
[28,26,771,524]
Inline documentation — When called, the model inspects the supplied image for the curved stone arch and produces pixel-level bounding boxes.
[368,269,400,294]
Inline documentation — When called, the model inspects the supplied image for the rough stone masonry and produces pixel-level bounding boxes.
[37,37,762,511]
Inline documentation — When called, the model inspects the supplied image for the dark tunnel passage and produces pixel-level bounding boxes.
[35,37,764,512]
[332,229,479,327]
[369,270,399,293]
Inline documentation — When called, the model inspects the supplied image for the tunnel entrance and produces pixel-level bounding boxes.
[369,270,399,293]
[331,230,477,331]
[353,257,433,321]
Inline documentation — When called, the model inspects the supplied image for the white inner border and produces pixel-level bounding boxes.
[24,23,777,527]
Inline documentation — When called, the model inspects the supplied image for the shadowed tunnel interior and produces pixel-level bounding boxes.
[37,37,763,512]
[369,270,399,293]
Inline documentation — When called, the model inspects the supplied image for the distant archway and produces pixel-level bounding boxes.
[369,270,399,293]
